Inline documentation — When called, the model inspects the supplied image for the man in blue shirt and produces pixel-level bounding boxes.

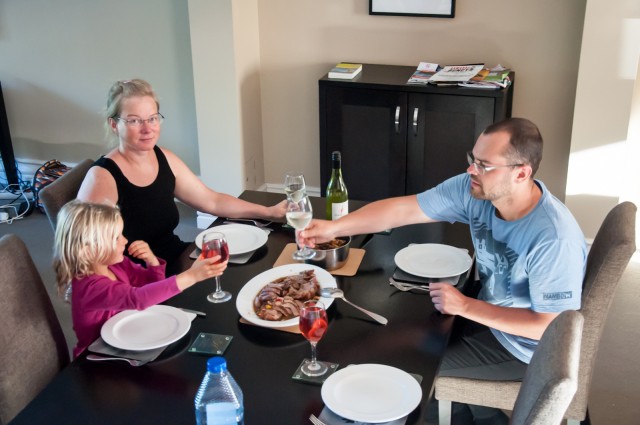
[301,117,587,423]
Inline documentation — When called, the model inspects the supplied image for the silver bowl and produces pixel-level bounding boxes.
[306,236,351,271]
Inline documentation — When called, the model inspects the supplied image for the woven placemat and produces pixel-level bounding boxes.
[273,243,365,276]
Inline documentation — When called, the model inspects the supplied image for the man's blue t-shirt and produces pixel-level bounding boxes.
[417,174,586,363]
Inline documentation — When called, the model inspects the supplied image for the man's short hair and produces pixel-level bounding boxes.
[483,117,543,176]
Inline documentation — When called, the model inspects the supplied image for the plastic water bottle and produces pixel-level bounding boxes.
[195,357,244,425]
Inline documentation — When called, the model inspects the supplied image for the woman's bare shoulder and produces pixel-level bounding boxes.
[77,165,117,204]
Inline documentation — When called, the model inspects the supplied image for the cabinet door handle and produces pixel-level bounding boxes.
[412,107,419,135]
[394,106,401,134]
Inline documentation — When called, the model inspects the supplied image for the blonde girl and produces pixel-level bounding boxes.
[53,200,225,358]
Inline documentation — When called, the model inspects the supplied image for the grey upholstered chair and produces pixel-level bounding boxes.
[510,310,583,425]
[0,234,69,424]
[436,201,637,425]
[39,158,93,231]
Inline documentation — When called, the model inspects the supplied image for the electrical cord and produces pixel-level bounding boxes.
[0,159,32,194]
[0,184,31,224]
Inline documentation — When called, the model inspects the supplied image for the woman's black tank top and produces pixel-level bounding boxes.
[93,146,188,266]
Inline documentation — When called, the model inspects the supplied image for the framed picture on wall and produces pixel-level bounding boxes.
[369,0,455,18]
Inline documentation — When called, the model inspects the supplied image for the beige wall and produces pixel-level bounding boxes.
[566,0,640,240]
[256,0,586,199]
[2,1,594,229]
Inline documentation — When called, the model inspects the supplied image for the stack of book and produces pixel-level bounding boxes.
[328,63,363,80]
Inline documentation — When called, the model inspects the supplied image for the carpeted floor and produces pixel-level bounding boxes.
[1,202,639,424]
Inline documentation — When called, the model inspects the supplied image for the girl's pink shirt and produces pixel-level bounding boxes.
[71,257,180,358]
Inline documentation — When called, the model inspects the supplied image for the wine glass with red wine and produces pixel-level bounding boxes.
[202,232,231,303]
[299,299,329,376]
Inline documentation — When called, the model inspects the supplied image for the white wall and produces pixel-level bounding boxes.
[566,0,640,240]
[188,0,244,196]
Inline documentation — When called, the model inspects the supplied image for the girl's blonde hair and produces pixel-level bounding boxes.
[104,78,160,142]
[53,200,122,297]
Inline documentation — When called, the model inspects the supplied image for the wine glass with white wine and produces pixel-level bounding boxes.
[284,171,306,203]
[286,195,316,260]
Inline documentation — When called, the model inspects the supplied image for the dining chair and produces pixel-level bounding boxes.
[510,310,583,425]
[435,201,637,425]
[39,158,93,231]
[0,234,70,425]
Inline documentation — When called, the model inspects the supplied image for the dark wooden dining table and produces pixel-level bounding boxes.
[11,191,473,425]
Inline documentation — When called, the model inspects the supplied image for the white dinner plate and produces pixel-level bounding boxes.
[321,364,423,423]
[195,224,268,255]
[394,243,472,278]
[101,305,191,351]
[236,264,337,328]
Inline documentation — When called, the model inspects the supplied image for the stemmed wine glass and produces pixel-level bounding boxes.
[284,171,306,202]
[286,195,316,260]
[201,232,231,303]
[299,300,329,376]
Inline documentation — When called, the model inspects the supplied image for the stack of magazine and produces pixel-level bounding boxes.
[408,62,511,89]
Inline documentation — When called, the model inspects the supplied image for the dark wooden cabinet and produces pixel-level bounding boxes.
[319,64,514,201]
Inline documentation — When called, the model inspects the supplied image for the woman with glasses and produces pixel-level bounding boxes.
[78,79,286,273]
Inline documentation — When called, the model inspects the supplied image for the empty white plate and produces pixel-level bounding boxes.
[321,364,422,423]
[195,224,268,255]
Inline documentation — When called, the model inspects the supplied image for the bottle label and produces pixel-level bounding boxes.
[331,201,349,220]
[206,402,239,424]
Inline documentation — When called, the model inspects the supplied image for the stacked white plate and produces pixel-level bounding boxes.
[101,305,191,351]
[394,243,472,278]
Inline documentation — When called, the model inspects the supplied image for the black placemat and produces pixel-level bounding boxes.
[392,268,463,286]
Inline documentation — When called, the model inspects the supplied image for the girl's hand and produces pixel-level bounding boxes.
[191,255,228,282]
[175,256,228,291]
[128,241,159,267]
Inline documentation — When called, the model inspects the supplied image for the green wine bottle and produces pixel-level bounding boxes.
[326,151,349,220]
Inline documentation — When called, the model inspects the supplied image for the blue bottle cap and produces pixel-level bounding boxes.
[207,356,228,373]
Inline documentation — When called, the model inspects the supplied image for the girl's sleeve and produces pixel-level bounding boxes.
[79,272,180,312]
[125,257,168,287]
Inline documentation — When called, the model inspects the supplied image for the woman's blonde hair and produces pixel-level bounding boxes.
[104,78,160,142]
[52,200,122,297]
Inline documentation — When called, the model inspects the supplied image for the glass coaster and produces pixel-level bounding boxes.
[188,332,233,356]
[291,358,340,385]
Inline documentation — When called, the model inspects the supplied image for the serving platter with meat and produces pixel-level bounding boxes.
[253,269,319,321]
[236,264,337,328]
